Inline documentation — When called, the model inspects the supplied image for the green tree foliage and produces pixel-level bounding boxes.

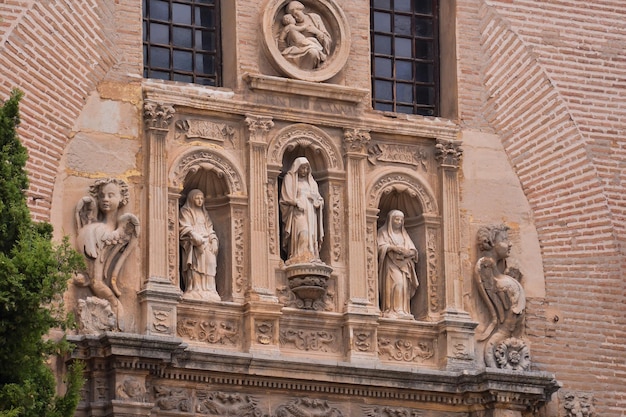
[0,90,84,417]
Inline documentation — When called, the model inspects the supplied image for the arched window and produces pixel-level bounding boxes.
[371,0,439,116]
[143,0,221,86]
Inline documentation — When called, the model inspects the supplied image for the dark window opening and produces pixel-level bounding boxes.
[371,0,439,116]
[143,0,221,86]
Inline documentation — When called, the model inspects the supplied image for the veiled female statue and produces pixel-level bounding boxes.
[74,178,140,331]
[377,210,419,319]
[179,189,220,301]
[280,157,324,264]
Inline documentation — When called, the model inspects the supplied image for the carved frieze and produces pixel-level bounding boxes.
[364,407,468,417]
[331,184,342,262]
[177,318,239,346]
[267,179,278,255]
[197,391,265,416]
[378,338,435,363]
[279,328,339,352]
[153,386,191,411]
[176,119,236,145]
[365,222,377,304]
[256,321,274,345]
[353,331,374,353]
[167,198,178,284]
[275,398,343,417]
[233,209,246,295]
[367,143,428,171]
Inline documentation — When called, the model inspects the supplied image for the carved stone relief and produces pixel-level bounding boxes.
[171,150,245,195]
[275,398,343,417]
[73,178,140,333]
[151,308,172,334]
[365,222,377,304]
[233,208,246,295]
[144,102,175,130]
[353,331,374,353]
[378,337,435,363]
[330,184,342,262]
[279,328,339,352]
[255,321,274,345]
[474,224,529,370]
[116,377,146,402]
[368,174,436,214]
[363,407,468,417]
[267,178,278,255]
[268,124,341,170]
[426,228,440,312]
[167,198,178,284]
[367,143,429,171]
[175,119,236,146]
[562,391,594,417]
[177,317,239,346]
[261,0,351,82]
[153,386,191,411]
[76,296,117,334]
[196,391,265,416]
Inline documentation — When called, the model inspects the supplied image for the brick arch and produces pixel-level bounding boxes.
[479,1,625,403]
[0,1,119,221]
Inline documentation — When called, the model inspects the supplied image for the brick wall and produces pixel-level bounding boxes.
[457,1,626,414]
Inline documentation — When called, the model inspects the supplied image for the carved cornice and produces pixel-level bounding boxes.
[245,114,275,133]
[144,101,175,130]
[435,139,463,168]
[343,128,371,155]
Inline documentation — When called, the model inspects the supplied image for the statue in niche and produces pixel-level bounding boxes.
[74,178,140,332]
[280,157,324,265]
[278,1,331,70]
[475,224,529,370]
[377,210,419,320]
[179,189,220,301]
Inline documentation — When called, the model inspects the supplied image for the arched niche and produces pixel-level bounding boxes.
[168,149,248,302]
[367,170,441,320]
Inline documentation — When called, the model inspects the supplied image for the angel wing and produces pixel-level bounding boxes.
[104,213,140,297]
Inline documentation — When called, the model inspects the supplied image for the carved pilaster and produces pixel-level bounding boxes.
[343,128,373,313]
[243,300,283,355]
[434,139,464,313]
[141,101,181,337]
[435,139,476,370]
[245,114,276,301]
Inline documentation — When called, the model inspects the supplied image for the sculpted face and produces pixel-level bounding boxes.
[391,213,404,231]
[298,163,310,177]
[494,233,512,259]
[193,192,205,207]
[293,9,305,23]
[98,182,121,213]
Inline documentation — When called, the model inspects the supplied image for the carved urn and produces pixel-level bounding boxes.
[285,263,332,309]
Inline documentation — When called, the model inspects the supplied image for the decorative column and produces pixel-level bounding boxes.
[243,114,282,355]
[138,101,181,337]
[435,138,477,369]
[342,128,378,363]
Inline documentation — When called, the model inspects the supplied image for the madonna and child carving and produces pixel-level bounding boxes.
[179,189,221,301]
[74,178,139,332]
[475,225,530,370]
[278,1,331,71]
[377,210,419,320]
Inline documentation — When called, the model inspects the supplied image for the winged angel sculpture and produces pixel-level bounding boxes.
[474,225,530,370]
[74,178,139,332]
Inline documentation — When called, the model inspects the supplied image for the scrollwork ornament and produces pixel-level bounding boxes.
[197,391,266,416]
[343,128,371,154]
[144,101,175,130]
[494,337,531,371]
[245,115,275,133]
[434,139,463,168]
[378,338,434,362]
[275,398,343,417]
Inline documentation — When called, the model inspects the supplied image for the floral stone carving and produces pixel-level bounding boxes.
[275,398,343,417]
[475,224,529,370]
[73,178,139,332]
[262,0,351,82]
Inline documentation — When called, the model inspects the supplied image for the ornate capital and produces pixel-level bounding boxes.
[144,101,175,130]
[435,139,463,168]
[245,114,274,133]
[343,128,371,154]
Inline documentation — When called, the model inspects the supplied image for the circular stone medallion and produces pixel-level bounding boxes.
[261,0,351,82]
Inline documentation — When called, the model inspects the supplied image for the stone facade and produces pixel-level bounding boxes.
[1,1,625,416]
